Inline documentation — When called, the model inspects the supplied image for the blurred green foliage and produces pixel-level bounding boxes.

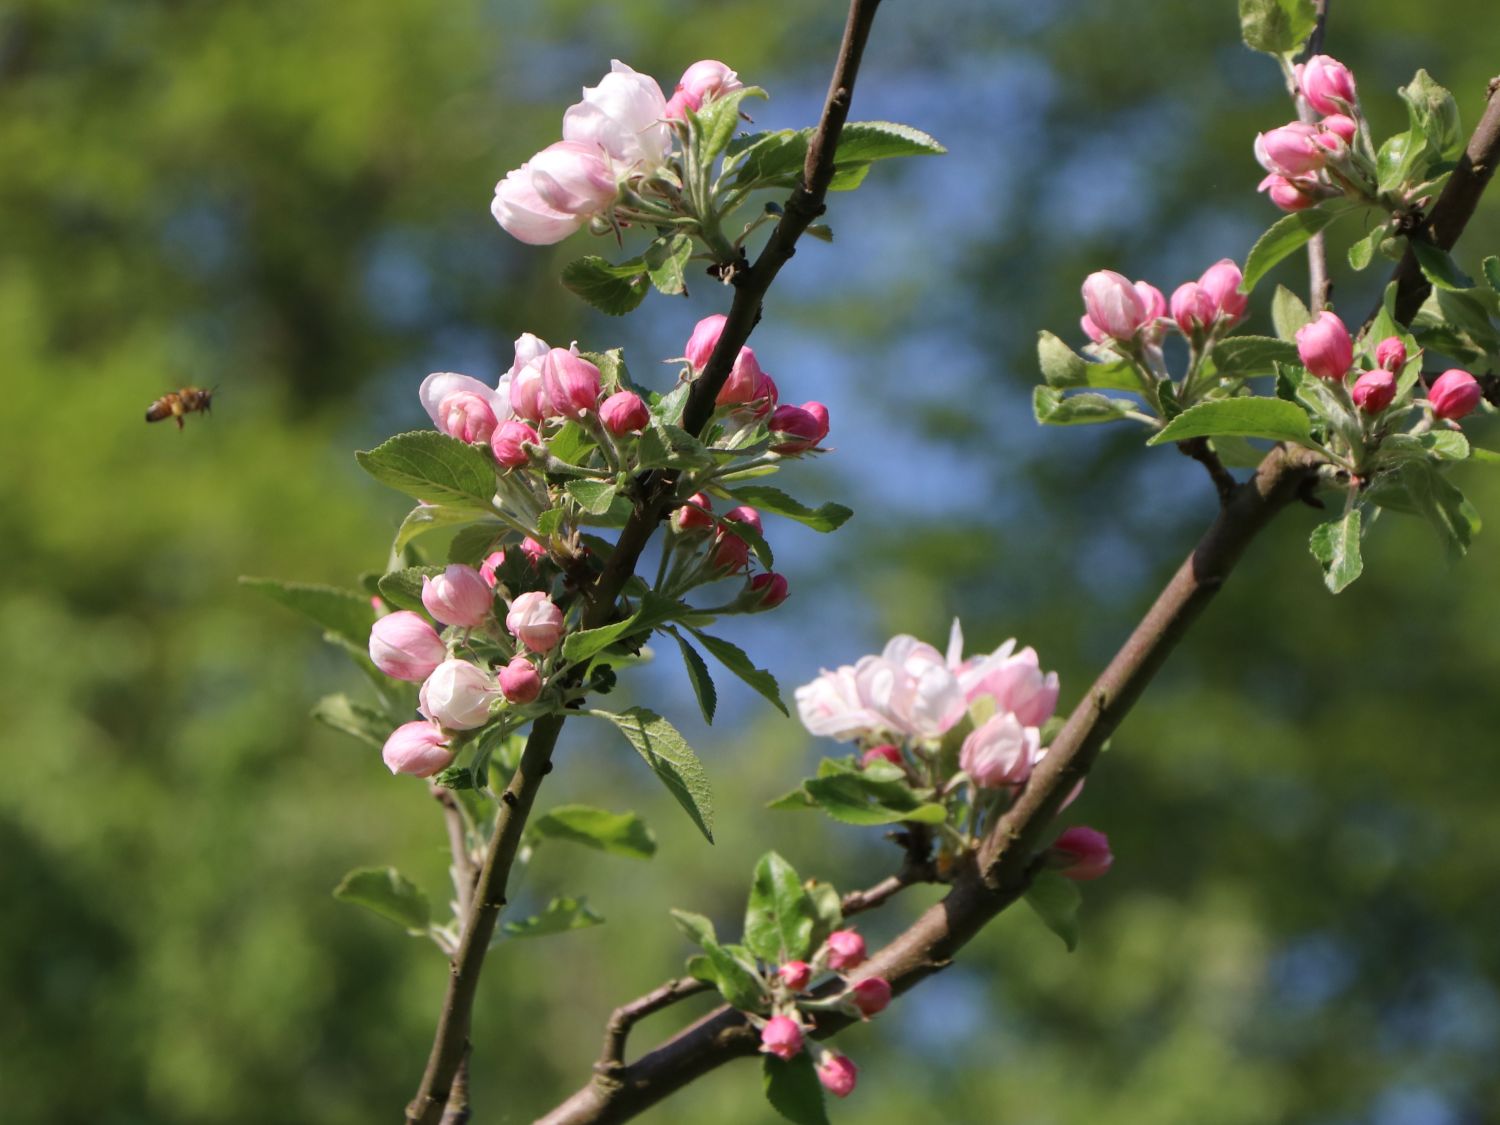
[4,1,1499,1123]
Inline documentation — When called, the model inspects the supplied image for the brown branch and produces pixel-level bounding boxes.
[1383,76,1500,326]
[596,977,714,1074]
[433,785,478,918]
[536,444,1324,1125]
[439,1048,472,1125]
[1296,0,1333,313]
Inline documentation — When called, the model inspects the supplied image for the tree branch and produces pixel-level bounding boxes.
[596,977,714,1075]
[1175,438,1238,505]
[1296,0,1333,313]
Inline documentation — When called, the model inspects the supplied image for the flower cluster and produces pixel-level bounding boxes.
[1080,260,1247,353]
[1255,56,1368,212]
[492,58,745,246]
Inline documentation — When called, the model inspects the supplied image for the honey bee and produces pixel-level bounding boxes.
[145,386,215,429]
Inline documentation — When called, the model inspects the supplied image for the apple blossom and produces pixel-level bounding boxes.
[667,60,743,119]
[538,347,602,419]
[1321,113,1358,145]
[506,591,565,652]
[1375,337,1407,372]
[848,977,892,1018]
[382,721,453,778]
[1299,54,1358,115]
[491,167,587,245]
[1197,259,1248,326]
[1430,369,1482,420]
[1080,270,1151,342]
[369,611,446,683]
[673,492,715,533]
[747,571,789,610]
[853,634,968,740]
[1296,311,1354,380]
[1051,826,1114,880]
[684,314,727,371]
[770,401,829,453]
[528,140,617,216]
[498,655,543,704]
[1255,122,1325,178]
[960,712,1040,789]
[962,645,1059,726]
[778,961,812,992]
[1170,282,1216,335]
[1258,173,1320,212]
[479,551,506,589]
[599,389,650,434]
[707,528,751,574]
[759,1016,803,1061]
[794,665,885,742]
[861,744,903,769]
[491,419,540,469]
[561,60,672,174]
[816,1054,858,1099]
[419,659,499,731]
[419,372,509,440]
[825,930,866,970]
[1351,369,1396,415]
[519,537,549,567]
[421,565,493,628]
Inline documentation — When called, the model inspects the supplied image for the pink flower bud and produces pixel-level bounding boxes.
[498,655,543,704]
[491,419,540,468]
[716,346,766,406]
[960,712,1040,789]
[479,551,506,588]
[723,506,762,534]
[381,721,453,777]
[419,659,499,730]
[673,492,715,533]
[770,401,829,453]
[509,361,550,422]
[1430,369,1482,420]
[816,1054,858,1099]
[599,390,650,434]
[673,59,742,115]
[421,565,493,628]
[433,391,499,444]
[1197,259,1248,325]
[1051,826,1114,881]
[527,140,617,217]
[1351,369,1396,415]
[1080,271,1150,341]
[849,977,892,1019]
[369,611,446,682]
[748,571,789,609]
[506,591,565,652]
[684,314,726,371]
[519,537,549,567]
[1375,337,1407,372]
[778,961,812,991]
[1299,54,1358,116]
[419,373,509,438]
[1257,173,1319,212]
[1135,281,1167,322]
[708,528,751,574]
[540,347,602,419]
[861,744,903,769]
[492,165,586,246]
[1321,113,1358,145]
[1170,282,1215,335]
[1255,122,1325,178]
[1295,310,1354,380]
[760,1015,803,1061]
[826,930,866,970]
[750,371,779,416]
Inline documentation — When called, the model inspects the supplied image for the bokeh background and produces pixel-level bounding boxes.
[5,1,1500,1122]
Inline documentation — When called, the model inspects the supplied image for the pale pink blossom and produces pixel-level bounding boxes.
[421,565,493,628]
[369,611,446,682]
[1321,113,1358,145]
[794,665,884,742]
[1298,55,1358,115]
[1255,122,1325,178]
[419,659,499,730]
[506,591,565,652]
[498,655,543,704]
[492,166,587,245]
[382,721,453,777]
[960,712,1040,789]
[418,373,509,439]
[479,551,506,588]
[1258,173,1321,212]
[1196,259,1248,326]
[540,347,602,419]
[1081,270,1150,341]
[528,140,617,216]
[561,60,672,174]
[853,635,968,740]
[600,390,650,434]
[684,314,727,370]
[668,60,743,118]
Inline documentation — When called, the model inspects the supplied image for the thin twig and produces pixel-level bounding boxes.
[1175,438,1238,505]
[1296,0,1334,313]
[433,785,478,918]
[596,977,714,1074]
[440,1049,472,1125]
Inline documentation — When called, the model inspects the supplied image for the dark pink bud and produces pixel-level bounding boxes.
[723,506,762,534]
[748,571,788,610]
[1375,337,1407,372]
[1295,311,1354,380]
[760,1016,803,1061]
[816,1054,858,1099]
[826,930,865,970]
[1430,369,1482,420]
[673,492,714,533]
[491,419,540,468]
[861,744,903,769]
[1258,173,1319,212]
[1351,370,1396,415]
[1198,259,1248,325]
[770,401,829,453]
[1170,282,1215,335]
[498,654,543,704]
[600,389,650,434]
[1300,54,1357,115]
[684,314,726,371]
[1051,826,1114,881]
[708,528,750,574]
[1321,113,1358,145]
[519,537,548,567]
[778,961,812,991]
[716,346,765,406]
[849,977,891,1019]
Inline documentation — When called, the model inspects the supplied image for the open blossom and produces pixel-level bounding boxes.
[817,1054,858,1098]
[947,620,1059,726]
[492,167,588,245]
[961,712,1040,789]
[528,140,617,216]
[382,721,453,778]
[419,660,499,730]
[1296,311,1354,380]
[506,591,565,652]
[561,60,672,174]
[369,611,446,682]
[795,665,885,742]
[418,373,509,441]
[852,635,968,740]
[760,1016,803,1061]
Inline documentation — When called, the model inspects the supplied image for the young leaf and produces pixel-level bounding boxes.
[833,121,946,165]
[688,629,787,715]
[502,896,604,938]
[376,565,446,614]
[1483,255,1500,293]
[1238,0,1317,56]
[531,805,657,860]
[1033,386,1136,426]
[588,708,715,842]
[800,771,948,826]
[1309,508,1364,593]
[561,256,650,316]
[1208,336,1301,378]
[1270,285,1313,341]
[239,577,376,649]
[695,87,767,163]
[669,629,718,725]
[763,1053,830,1125]
[393,503,486,555]
[1410,239,1473,291]
[744,852,817,964]
[1347,223,1385,271]
[311,694,392,749]
[447,521,504,565]
[806,881,843,952]
[561,591,689,664]
[1148,397,1312,447]
[1024,872,1082,952]
[1242,209,1341,292]
[1036,331,1142,391]
[354,431,498,508]
[644,232,694,296]
[718,485,852,532]
[333,867,430,934]
[728,129,809,190]
[565,479,619,516]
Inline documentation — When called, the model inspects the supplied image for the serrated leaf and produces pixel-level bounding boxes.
[1309,509,1364,593]
[1410,239,1473,291]
[1347,223,1385,271]
[561,592,687,663]
[333,867,430,934]
[718,485,852,532]
[376,565,446,614]
[800,771,948,826]
[644,232,694,296]
[1483,256,1500,293]
[1401,69,1462,159]
[1271,285,1313,342]
[588,708,714,842]
[502,896,603,938]
[1209,335,1301,378]
[1033,385,1136,426]
[763,1053,830,1125]
[1036,331,1143,391]
[393,503,489,555]
[1243,210,1341,292]
[669,629,718,725]
[1403,460,1481,559]
[728,129,809,190]
[561,256,649,315]
[832,121,946,164]
[745,852,816,964]
[688,629,787,715]
[1024,872,1082,951]
[670,908,718,947]
[695,86,766,162]
[447,521,504,566]
[1148,397,1312,447]
[1238,0,1317,55]
[312,694,392,749]
[565,479,619,516]
[355,431,498,508]
[239,578,376,649]
[531,805,657,860]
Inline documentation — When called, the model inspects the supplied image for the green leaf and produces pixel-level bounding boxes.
[1033,386,1136,426]
[355,431,498,508]
[561,256,649,316]
[1209,336,1301,378]
[1242,210,1340,292]
[1400,69,1462,160]
[1410,239,1473,291]
[547,420,597,468]
[565,479,619,516]
[1347,223,1385,272]
[238,577,375,649]
[644,232,694,297]
[561,591,687,663]
[1238,0,1317,55]
[718,485,852,532]
[763,1053,830,1125]
[1404,461,1481,560]
[796,762,948,827]
[744,852,816,964]
[669,630,718,725]
[531,805,657,860]
[688,629,787,715]
[446,521,504,566]
[376,565,446,614]
[393,503,488,555]
[727,129,809,190]
[1482,256,1500,293]
[1148,397,1312,447]
[1036,330,1142,391]
[502,896,603,938]
[700,943,766,1011]
[588,708,714,842]
[1309,509,1364,593]
[833,121,946,165]
[670,908,718,947]
[311,694,392,749]
[1271,285,1313,342]
[1024,872,1082,952]
[1422,431,1471,461]
[333,867,430,934]
[696,87,766,162]
[806,881,843,953]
